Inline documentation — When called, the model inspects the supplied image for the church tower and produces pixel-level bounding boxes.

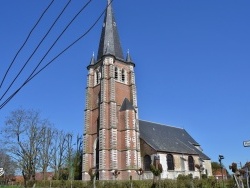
[82,0,141,180]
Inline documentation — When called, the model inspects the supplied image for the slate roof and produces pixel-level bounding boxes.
[97,0,124,60]
[139,120,210,160]
[120,98,135,111]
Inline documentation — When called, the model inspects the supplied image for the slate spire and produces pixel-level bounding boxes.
[97,0,124,60]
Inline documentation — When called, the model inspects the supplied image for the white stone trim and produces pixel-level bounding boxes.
[126,150,131,167]
[93,138,98,168]
[110,128,117,149]
[125,130,130,148]
[82,153,89,171]
[110,79,115,102]
[99,150,106,169]
[84,110,90,133]
[99,129,106,149]
[132,130,136,149]
[99,103,106,129]
[101,79,106,102]
[110,102,116,128]
[136,132,140,150]
[125,110,129,129]
[110,149,118,169]
[132,111,136,129]
[131,85,138,107]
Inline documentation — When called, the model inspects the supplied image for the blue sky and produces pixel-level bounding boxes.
[0,0,250,171]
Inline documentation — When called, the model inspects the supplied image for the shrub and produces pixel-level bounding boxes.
[15,177,245,188]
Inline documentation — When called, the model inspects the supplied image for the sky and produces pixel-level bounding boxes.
[0,0,250,172]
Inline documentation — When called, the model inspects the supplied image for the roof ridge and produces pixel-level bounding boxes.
[139,119,184,130]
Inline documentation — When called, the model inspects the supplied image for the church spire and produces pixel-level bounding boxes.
[97,0,124,60]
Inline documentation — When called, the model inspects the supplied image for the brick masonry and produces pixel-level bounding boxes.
[83,56,141,180]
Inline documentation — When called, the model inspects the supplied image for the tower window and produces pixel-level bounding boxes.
[95,71,101,85]
[96,71,99,85]
[115,67,118,80]
[98,72,101,83]
[188,156,195,171]
[167,154,175,170]
[121,69,125,82]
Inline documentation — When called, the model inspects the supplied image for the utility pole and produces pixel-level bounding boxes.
[219,155,224,188]
[243,140,250,188]
[246,167,249,188]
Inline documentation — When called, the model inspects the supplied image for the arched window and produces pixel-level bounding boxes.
[94,70,101,85]
[167,154,175,170]
[95,71,99,85]
[98,72,101,83]
[121,69,125,82]
[144,155,151,171]
[115,67,118,80]
[188,156,195,171]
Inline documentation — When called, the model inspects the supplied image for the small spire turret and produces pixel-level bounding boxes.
[126,49,133,63]
[89,52,95,65]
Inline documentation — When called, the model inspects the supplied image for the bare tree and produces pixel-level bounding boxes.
[2,109,48,187]
[65,133,74,181]
[50,130,68,180]
[73,134,83,180]
[1,108,77,183]
[0,149,17,179]
[37,123,55,180]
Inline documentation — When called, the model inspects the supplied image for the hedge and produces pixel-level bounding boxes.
[18,178,244,188]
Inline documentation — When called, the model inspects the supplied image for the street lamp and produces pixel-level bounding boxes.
[112,169,120,180]
[219,155,224,188]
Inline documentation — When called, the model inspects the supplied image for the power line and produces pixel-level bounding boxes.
[0,0,72,101]
[0,0,93,102]
[26,0,93,82]
[0,0,55,89]
[0,0,114,110]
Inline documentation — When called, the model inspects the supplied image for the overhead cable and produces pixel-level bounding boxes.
[0,0,72,101]
[26,0,93,82]
[0,0,55,89]
[0,0,113,110]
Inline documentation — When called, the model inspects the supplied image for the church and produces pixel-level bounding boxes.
[82,0,212,181]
